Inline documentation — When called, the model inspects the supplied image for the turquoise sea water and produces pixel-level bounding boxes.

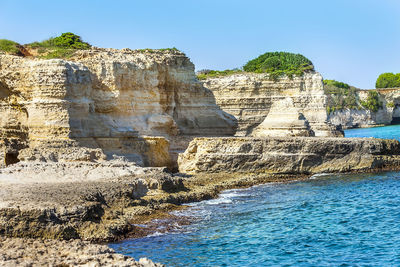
[344,124,400,141]
[110,125,400,266]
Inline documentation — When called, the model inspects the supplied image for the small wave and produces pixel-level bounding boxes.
[203,198,233,205]
[309,173,331,179]
[220,189,247,198]
[146,231,166,237]
[202,189,247,205]
[184,189,247,208]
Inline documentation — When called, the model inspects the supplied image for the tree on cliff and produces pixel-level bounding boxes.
[27,32,91,59]
[376,73,400,88]
[50,32,91,49]
[243,52,314,79]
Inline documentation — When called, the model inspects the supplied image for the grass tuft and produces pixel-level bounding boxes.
[0,39,20,54]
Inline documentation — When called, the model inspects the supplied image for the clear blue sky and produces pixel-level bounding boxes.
[1,0,399,88]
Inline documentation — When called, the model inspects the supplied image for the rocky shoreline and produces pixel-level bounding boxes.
[1,46,400,265]
[327,88,400,129]
[0,165,306,266]
[1,159,400,266]
[0,237,163,266]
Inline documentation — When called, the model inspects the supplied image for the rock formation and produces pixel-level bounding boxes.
[328,88,400,128]
[203,72,343,137]
[0,49,236,168]
[251,98,314,137]
[178,137,400,174]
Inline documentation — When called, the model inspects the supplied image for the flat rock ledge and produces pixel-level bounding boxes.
[0,237,163,267]
[178,137,400,174]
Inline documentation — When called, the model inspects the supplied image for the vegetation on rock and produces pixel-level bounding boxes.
[361,90,383,112]
[27,32,91,59]
[243,52,314,80]
[196,52,314,80]
[197,69,243,80]
[324,79,359,113]
[387,101,395,108]
[376,73,400,88]
[325,79,384,114]
[136,47,180,53]
[323,79,350,90]
[0,39,20,54]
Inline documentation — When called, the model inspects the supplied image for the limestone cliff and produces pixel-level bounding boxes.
[328,88,400,128]
[202,72,342,137]
[0,49,236,168]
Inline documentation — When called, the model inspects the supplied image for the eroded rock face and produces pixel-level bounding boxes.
[0,49,236,167]
[203,72,343,137]
[251,98,314,137]
[72,48,236,137]
[178,137,400,174]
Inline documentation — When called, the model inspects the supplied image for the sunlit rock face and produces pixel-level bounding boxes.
[203,72,343,137]
[251,98,314,137]
[178,137,400,174]
[0,49,236,167]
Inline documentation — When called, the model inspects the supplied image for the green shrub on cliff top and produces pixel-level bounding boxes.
[27,32,91,59]
[0,39,20,54]
[197,52,314,80]
[197,69,243,80]
[29,32,91,49]
[137,47,180,53]
[376,73,400,88]
[243,52,314,79]
[323,79,350,90]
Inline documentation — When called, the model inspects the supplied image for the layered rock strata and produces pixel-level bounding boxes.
[178,137,400,174]
[203,72,342,137]
[0,49,236,168]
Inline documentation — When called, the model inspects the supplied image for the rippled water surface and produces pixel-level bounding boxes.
[344,124,400,140]
[110,126,400,266]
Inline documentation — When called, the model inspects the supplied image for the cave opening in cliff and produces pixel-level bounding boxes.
[4,152,20,166]
[391,117,400,125]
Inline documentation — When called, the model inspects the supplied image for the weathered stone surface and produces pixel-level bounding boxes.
[178,137,400,174]
[203,72,342,137]
[0,165,184,241]
[71,48,236,137]
[0,49,236,167]
[251,98,314,137]
[0,237,163,266]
